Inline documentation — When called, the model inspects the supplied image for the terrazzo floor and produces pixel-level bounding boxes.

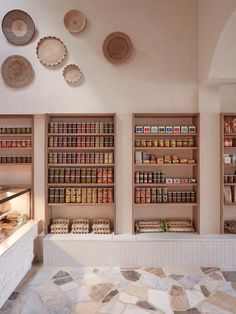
[1,265,236,314]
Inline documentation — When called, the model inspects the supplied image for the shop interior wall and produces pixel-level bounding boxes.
[1,0,199,233]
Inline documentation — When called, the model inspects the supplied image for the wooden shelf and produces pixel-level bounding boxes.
[0,134,32,137]
[134,133,198,137]
[224,164,236,167]
[48,183,114,187]
[48,147,114,151]
[134,147,198,150]
[48,164,114,167]
[48,203,115,206]
[0,147,32,150]
[48,133,114,136]
[134,163,197,167]
[221,113,236,233]
[46,113,116,234]
[0,115,34,220]
[132,113,200,234]
[134,183,197,187]
[0,163,32,166]
[134,203,198,207]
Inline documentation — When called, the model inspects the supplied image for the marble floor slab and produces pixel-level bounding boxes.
[0,264,236,314]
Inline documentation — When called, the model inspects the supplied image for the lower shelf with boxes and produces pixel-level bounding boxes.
[50,218,112,234]
[48,187,114,204]
[135,218,195,233]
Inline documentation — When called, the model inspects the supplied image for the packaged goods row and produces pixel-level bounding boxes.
[50,218,112,234]
[224,138,236,147]
[135,188,196,204]
[224,154,236,163]
[0,140,31,148]
[224,118,236,134]
[224,174,236,183]
[48,187,114,204]
[135,218,194,233]
[135,138,195,148]
[49,122,114,134]
[224,186,236,203]
[48,152,114,164]
[135,171,197,184]
[135,152,196,164]
[48,136,114,148]
[135,125,196,134]
[0,127,32,134]
[48,168,114,184]
[0,156,31,163]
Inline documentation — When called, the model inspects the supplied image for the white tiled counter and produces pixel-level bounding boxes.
[0,220,38,308]
[43,233,236,268]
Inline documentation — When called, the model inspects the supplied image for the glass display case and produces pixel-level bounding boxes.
[0,187,31,243]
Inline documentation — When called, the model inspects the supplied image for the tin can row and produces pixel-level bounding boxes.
[224,175,236,183]
[0,140,31,148]
[48,188,114,203]
[0,127,31,134]
[0,156,31,163]
[49,122,114,134]
[224,118,236,134]
[135,188,196,204]
[48,152,114,164]
[48,136,114,148]
[224,138,236,147]
[48,168,114,184]
[135,171,165,184]
[135,138,194,148]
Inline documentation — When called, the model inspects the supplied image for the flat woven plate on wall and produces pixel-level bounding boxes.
[63,64,82,84]
[103,32,133,64]
[1,55,34,88]
[2,9,35,45]
[36,36,67,67]
[64,10,87,33]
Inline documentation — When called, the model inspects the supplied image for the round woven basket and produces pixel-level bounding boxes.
[103,32,133,64]
[2,9,35,45]
[64,10,86,33]
[63,64,82,84]
[1,55,34,88]
[36,36,67,67]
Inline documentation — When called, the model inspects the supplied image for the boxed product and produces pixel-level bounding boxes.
[224,154,231,164]
[50,218,70,234]
[165,126,173,134]
[143,126,151,134]
[135,151,142,164]
[173,126,181,134]
[224,186,232,203]
[92,218,111,234]
[181,126,189,134]
[71,218,89,234]
[151,126,158,134]
[189,126,196,133]
[135,126,143,134]
[158,126,165,134]
[142,152,150,163]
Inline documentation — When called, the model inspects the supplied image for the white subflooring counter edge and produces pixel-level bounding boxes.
[0,220,38,308]
[43,232,236,268]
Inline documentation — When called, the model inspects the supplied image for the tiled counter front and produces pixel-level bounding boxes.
[0,221,38,308]
[43,233,236,268]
